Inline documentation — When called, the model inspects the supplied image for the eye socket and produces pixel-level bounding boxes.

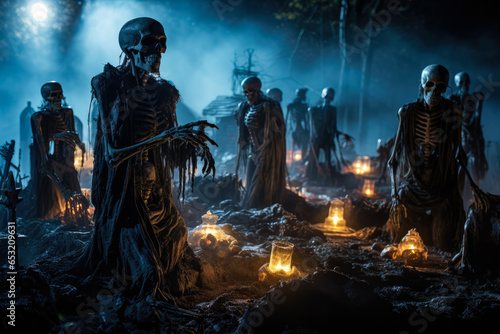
[425,81,435,88]
[158,36,166,48]
[436,83,447,92]
[141,36,157,46]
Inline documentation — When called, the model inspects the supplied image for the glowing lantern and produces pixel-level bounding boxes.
[188,211,227,249]
[351,156,371,175]
[362,179,375,196]
[396,229,428,264]
[269,241,294,274]
[258,240,302,282]
[324,199,346,231]
[293,150,302,162]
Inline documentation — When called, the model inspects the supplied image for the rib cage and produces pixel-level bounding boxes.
[127,88,162,143]
[244,105,262,148]
[414,110,442,167]
[51,112,69,160]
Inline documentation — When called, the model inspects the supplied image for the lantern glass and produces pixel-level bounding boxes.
[397,228,428,261]
[328,199,344,220]
[269,241,294,273]
[362,179,375,196]
[188,211,227,247]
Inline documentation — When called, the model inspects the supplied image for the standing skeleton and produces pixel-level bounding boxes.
[237,77,287,209]
[76,17,216,299]
[29,81,88,223]
[387,64,488,252]
[450,72,488,187]
[306,88,351,182]
[286,88,310,160]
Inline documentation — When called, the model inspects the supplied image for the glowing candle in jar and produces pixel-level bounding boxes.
[325,199,346,231]
[362,179,375,196]
[396,228,428,263]
[187,211,227,248]
[269,241,294,274]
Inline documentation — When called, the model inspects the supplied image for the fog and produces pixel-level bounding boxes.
[1,0,499,185]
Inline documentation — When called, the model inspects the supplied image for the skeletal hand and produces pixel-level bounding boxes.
[52,131,85,152]
[471,184,489,212]
[167,120,218,177]
[389,195,407,232]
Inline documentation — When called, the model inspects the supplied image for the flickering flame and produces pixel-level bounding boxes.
[332,215,339,225]
[352,157,371,175]
[362,179,375,197]
[270,260,291,273]
[293,151,302,161]
[396,229,428,262]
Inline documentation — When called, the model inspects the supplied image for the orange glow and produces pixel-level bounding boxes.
[293,151,302,161]
[269,241,294,274]
[362,179,375,197]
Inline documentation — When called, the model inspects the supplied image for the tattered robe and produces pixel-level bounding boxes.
[237,95,287,209]
[76,64,194,298]
[387,98,466,251]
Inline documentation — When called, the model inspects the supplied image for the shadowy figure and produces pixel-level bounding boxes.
[28,81,88,224]
[387,64,488,252]
[75,17,217,300]
[286,88,309,161]
[236,77,287,209]
[306,87,352,184]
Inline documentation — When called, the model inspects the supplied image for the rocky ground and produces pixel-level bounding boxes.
[1,175,500,334]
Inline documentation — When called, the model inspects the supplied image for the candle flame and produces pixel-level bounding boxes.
[271,260,291,273]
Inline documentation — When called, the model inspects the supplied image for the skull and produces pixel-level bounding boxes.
[295,88,308,101]
[420,64,449,109]
[241,77,262,105]
[266,88,283,102]
[454,72,470,94]
[119,17,167,75]
[321,87,335,102]
[41,81,64,108]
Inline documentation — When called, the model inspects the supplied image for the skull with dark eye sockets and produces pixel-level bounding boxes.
[241,77,262,106]
[119,17,167,75]
[41,81,64,108]
[420,64,449,109]
[454,72,470,95]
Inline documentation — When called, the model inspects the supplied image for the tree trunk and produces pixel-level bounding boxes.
[338,0,348,130]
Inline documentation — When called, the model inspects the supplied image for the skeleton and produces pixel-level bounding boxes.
[75,17,217,300]
[306,87,352,182]
[237,76,287,209]
[450,72,488,188]
[286,88,310,161]
[387,64,488,251]
[29,81,88,223]
[266,88,283,103]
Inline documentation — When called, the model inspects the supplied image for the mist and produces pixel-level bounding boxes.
[1,0,499,185]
